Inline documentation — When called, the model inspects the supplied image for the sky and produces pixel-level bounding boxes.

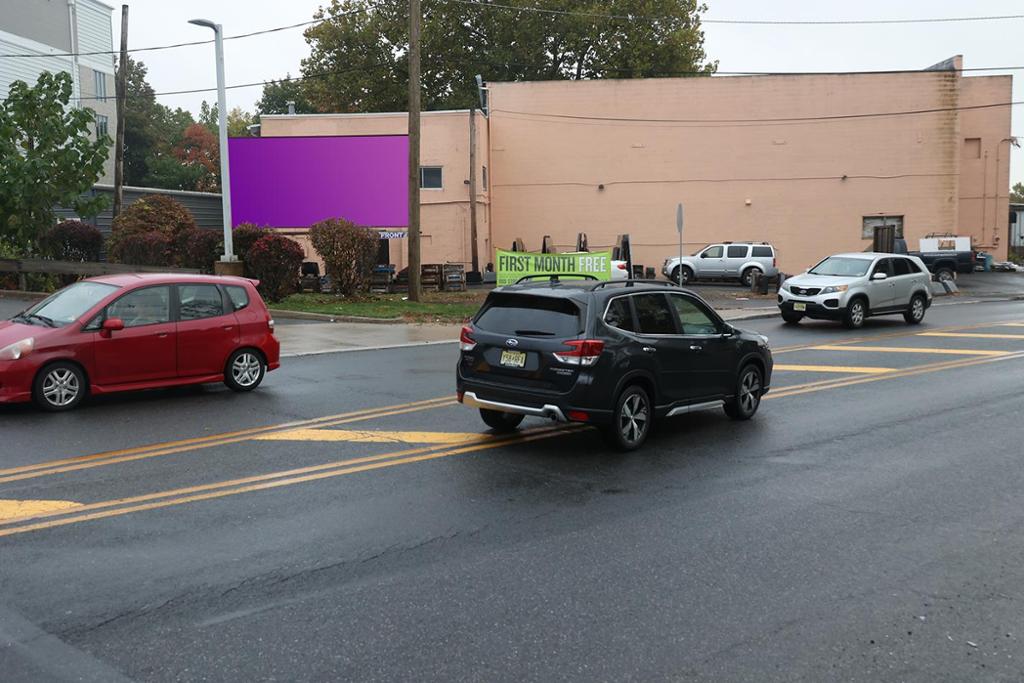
[115,0,1022,185]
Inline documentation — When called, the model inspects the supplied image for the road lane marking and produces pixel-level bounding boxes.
[811,345,1009,357]
[771,318,1024,354]
[0,398,457,485]
[0,424,584,536]
[918,332,1024,340]
[0,499,80,522]
[773,364,894,374]
[254,429,488,444]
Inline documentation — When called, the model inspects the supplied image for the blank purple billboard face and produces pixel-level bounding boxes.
[228,136,409,227]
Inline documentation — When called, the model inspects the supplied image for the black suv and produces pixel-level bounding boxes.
[456,277,773,450]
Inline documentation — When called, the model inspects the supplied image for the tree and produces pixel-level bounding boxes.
[0,72,109,254]
[174,123,220,192]
[1012,182,1024,204]
[300,0,716,113]
[227,107,255,137]
[256,76,315,115]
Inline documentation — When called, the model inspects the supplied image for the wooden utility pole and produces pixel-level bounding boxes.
[468,108,479,275]
[112,4,128,217]
[407,0,422,301]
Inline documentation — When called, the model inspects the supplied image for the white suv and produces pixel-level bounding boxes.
[663,242,778,286]
[778,253,933,329]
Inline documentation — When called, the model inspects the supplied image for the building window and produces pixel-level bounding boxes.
[482,166,488,190]
[420,166,442,189]
[94,70,107,102]
[862,216,904,240]
[95,114,109,140]
[963,138,981,159]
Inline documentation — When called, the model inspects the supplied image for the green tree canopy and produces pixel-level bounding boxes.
[256,75,316,115]
[0,71,109,253]
[301,0,716,113]
[1012,182,1024,204]
[124,56,197,187]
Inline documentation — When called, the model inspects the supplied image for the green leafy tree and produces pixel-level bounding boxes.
[1012,182,1024,204]
[124,56,197,187]
[227,107,255,137]
[301,0,716,112]
[256,76,316,115]
[0,71,109,254]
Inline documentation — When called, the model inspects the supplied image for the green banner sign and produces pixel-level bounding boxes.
[495,250,612,286]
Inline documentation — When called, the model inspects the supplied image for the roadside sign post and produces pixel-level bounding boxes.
[676,203,684,286]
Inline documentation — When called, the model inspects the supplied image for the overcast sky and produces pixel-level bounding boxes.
[116,0,1022,185]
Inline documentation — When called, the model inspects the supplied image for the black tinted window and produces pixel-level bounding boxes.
[476,294,582,337]
[604,297,635,331]
[892,258,911,276]
[179,284,225,320]
[634,294,677,335]
[107,286,171,328]
[872,259,893,277]
[226,285,250,310]
[726,245,748,258]
[905,259,922,273]
[751,246,773,257]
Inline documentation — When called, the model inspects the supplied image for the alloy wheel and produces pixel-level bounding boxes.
[911,297,925,321]
[850,302,865,326]
[42,368,80,408]
[232,352,262,387]
[619,392,649,445]
[739,369,762,415]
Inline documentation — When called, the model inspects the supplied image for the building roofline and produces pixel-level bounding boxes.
[261,109,472,119]
[80,0,117,12]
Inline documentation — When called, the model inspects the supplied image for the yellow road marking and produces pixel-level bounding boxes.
[812,345,1009,357]
[255,429,489,444]
[919,332,1024,340]
[0,499,80,522]
[772,319,1024,354]
[0,425,583,537]
[0,399,457,485]
[774,364,894,374]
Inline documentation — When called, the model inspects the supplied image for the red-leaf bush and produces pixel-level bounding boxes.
[38,220,104,262]
[108,195,198,267]
[245,233,304,302]
[231,223,267,262]
[182,229,223,273]
[309,218,378,295]
[110,232,174,267]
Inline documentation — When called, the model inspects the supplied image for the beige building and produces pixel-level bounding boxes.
[262,56,1013,274]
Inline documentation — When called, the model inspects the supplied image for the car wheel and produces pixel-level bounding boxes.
[671,265,694,285]
[33,362,87,412]
[724,364,763,421]
[935,267,954,283]
[604,385,652,451]
[741,267,761,287]
[842,298,867,329]
[781,311,803,325]
[904,294,927,325]
[479,408,525,433]
[225,349,266,392]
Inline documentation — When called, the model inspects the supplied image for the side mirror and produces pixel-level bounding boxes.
[871,272,888,281]
[100,318,125,337]
[700,253,709,259]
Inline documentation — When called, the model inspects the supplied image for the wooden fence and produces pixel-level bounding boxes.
[0,259,199,291]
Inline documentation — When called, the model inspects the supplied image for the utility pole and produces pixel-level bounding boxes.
[112,4,128,218]
[407,0,422,301]
[468,108,479,275]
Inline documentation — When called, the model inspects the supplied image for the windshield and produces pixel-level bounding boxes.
[809,256,872,277]
[18,281,119,327]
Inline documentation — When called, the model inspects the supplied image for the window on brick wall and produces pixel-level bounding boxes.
[420,166,443,189]
[482,166,488,190]
[963,138,981,159]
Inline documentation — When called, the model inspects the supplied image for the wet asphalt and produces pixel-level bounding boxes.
[2,298,1024,681]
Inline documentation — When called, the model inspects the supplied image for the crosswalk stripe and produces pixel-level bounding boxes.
[773,364,893,374]
[812,345,1008,357]
[919,332,1024,340]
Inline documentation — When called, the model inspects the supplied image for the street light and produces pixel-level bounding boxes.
[188,18,236,271]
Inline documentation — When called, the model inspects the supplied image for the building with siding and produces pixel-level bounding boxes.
[0,0,117,183]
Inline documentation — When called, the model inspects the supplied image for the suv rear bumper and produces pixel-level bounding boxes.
[457,373,614,425]
[461,391,568,421]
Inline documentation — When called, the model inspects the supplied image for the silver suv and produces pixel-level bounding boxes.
[778,252,933,329]
[662,242,778,286]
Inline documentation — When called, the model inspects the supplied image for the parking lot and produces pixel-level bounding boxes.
[3,298,1024,680]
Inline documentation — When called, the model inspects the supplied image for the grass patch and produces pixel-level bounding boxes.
[273,291,487,323]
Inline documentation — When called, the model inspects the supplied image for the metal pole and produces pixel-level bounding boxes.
[112,4,128,218]
[407,0,422,301]
[468,108,479,275]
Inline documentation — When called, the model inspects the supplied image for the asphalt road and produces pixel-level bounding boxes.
[3,299,1024,681]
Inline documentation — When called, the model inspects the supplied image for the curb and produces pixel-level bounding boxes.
[269,309,404,324]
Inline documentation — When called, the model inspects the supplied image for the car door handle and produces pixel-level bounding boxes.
[642,346,657,353]
[223,325,234,331]
[689,345,703,351]
[156,333,169,338]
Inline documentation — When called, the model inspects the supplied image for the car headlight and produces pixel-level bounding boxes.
[780,282,791,292]
[820,285,849,294]
[0,337,34,361]
[758,334,770,348]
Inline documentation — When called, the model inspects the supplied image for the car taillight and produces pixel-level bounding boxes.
[553,339,604,366]
[460,325,476,352]
[615,262,627,270]
[773,257,777,268]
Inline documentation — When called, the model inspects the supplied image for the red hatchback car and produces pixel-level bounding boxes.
[0,274,280,411]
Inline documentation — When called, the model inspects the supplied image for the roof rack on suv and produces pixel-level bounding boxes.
[590,279,682,290]
[514,273,599,284]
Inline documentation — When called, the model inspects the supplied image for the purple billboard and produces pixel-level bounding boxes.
[228,135,409,228]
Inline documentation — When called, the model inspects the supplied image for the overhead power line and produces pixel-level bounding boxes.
[444,0,1024,26]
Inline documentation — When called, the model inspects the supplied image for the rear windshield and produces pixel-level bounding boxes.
[475,294,583,337]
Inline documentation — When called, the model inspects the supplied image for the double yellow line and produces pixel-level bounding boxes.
[771,318,1024,355]
[0,396,455,485]
[0,423,582,537]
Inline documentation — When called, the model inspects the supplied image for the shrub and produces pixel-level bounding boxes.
[108,195,198,266]
[309,218,378,295]
[231,223,267,262]
[109,232,173,267]
[181,229,223,273]
[38,220,104,262]
[246,233,304,302]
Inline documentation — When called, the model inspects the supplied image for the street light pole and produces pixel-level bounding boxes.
[189,18,237,273]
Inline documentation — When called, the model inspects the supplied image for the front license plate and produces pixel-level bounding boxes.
[793,302,807,312]
[499,349,527,368]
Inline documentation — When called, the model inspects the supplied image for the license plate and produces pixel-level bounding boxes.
[499,349,527,368]
[793,303,807,312]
